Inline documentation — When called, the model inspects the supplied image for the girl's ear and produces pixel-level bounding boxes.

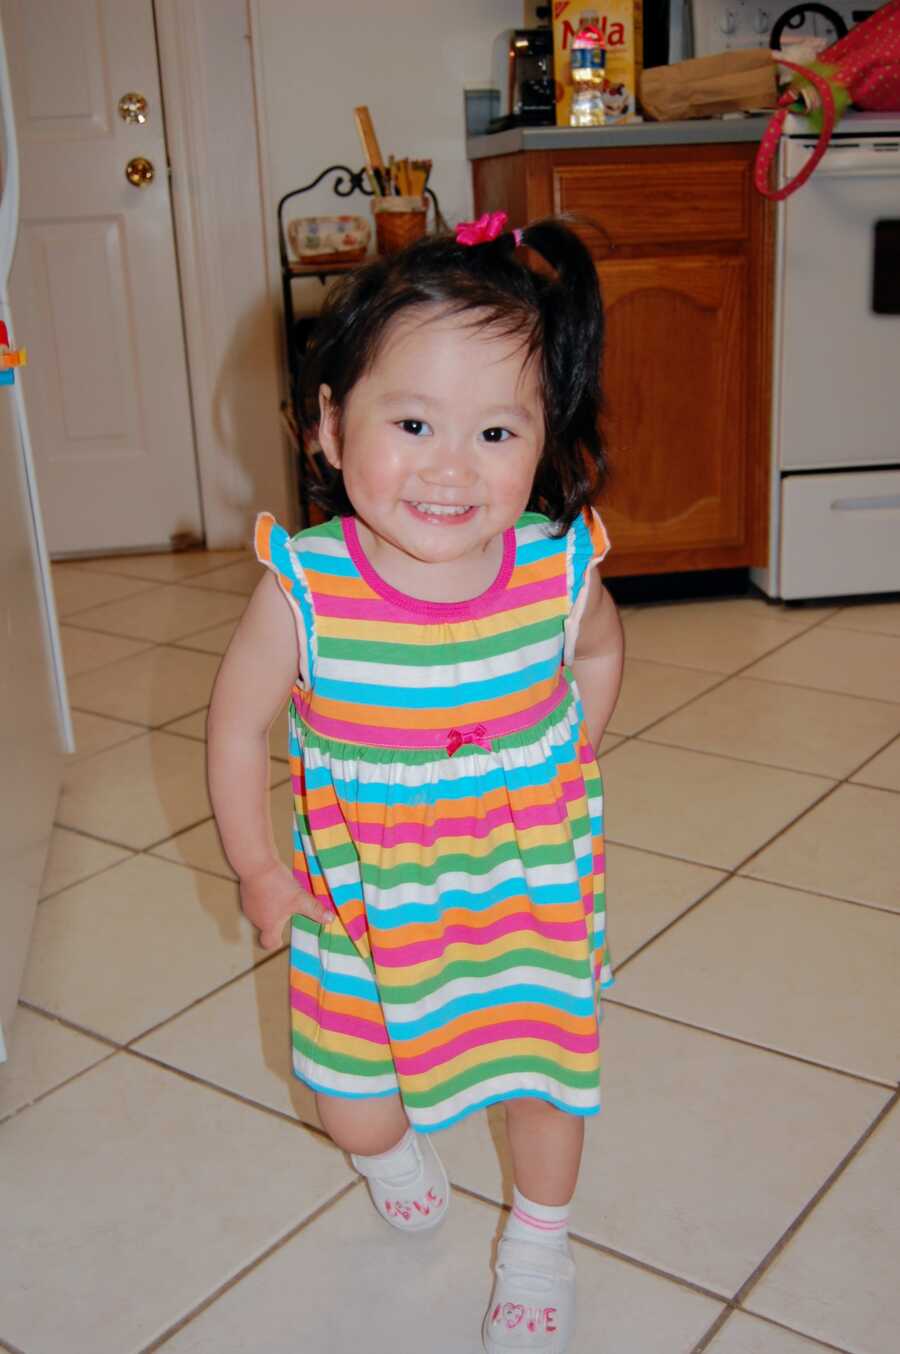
[317,384,341,469]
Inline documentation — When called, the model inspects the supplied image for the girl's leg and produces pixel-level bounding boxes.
[483,1099,583,1351]
[315,1090,410,1156]
[504,1096,584,1205]
[316,1091,449,1233]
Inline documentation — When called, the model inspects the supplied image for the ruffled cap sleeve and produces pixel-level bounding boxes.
[254,512,315,686]
[564,507,611,665]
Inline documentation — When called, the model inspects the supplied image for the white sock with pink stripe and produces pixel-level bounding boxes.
[484,1187,576,1350]
[504,1186,570,1252]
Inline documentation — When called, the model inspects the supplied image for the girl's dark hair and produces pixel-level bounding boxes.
[299,217,605,533]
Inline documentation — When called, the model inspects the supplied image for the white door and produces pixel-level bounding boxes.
[2,0,203,556]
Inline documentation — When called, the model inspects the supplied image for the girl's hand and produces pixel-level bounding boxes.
[240,859,334,950]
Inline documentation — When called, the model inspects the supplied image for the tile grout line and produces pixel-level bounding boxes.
[64,637,222,695]
[637,728,900,783]
[56,549,252,577]
[690,1304,855,1354]
[732,872,900,920]
[610,872,736,974]
[64,720,150,761]
[602,998,898,1092]
[689,1094,900,1352]
[141,847,236,885]
[731,752,897,881]
[816,619,900,641]
[422,1179,738,1308]
[726,1090,900,1313]
[16,1000,124,1052]
[607,700,899,935]
[136,1179,361,1354]
[622,593,841,678]
[0,1040,121,1128]
[11,946,287,1107]
[62,615,244,645]
[610,857,900,980]
[124,1043,326,1132]
[38,850,138,905]
[604,728,841,784]
[54,585,161,619]
[620,599,899,745]
[122,947,287,1049]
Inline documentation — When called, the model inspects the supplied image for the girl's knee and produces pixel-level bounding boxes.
[315,1091,409,1156]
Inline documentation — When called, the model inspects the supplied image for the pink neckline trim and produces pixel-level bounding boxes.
[342,516,515,617]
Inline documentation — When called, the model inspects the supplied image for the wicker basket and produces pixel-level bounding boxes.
[372,196,428,255]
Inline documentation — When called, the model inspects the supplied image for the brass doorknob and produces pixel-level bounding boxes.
[125,156,154,188]
[118,92,148,125]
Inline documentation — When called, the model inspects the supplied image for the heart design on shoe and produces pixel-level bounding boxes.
[490,1304,559,1334]
[501,1304,526,1329]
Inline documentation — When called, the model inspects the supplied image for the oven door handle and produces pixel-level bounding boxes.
[830,494,900,511]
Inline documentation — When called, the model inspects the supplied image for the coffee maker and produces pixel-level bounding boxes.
[490,27,556,130]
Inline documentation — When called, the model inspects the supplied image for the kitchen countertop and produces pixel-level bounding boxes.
[466,116,769,159]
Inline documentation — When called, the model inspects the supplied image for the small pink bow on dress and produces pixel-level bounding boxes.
[445,724,492,757]
[455,212,522,246]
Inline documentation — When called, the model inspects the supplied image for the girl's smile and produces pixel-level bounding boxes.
[404,501,477,524]
[317,305,544,602]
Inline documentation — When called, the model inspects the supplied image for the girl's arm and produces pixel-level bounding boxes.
[570,572,624,752]
[207,573,333,946]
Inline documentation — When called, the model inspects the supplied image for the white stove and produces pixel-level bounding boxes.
[677,2,900,599]
[756,107,900,600]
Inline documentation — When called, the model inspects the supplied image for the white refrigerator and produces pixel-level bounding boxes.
[0,13,71,1062]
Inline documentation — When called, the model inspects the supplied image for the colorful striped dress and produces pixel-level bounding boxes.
[255,507,612,1133]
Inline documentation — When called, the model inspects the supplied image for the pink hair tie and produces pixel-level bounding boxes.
[455,211,518,246]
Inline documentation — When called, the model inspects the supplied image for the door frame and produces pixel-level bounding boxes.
[154,0,290,549]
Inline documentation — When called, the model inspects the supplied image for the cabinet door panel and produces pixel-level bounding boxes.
[554,159,750,250]
[597,254,748,568]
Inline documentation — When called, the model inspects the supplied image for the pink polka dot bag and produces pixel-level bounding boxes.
[755,0,900,200]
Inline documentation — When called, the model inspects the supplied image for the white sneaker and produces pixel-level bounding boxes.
[482,1237,576,1352]
[351,1131,449,1234]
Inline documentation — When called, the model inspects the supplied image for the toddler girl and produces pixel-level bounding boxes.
[207,214,624,1352]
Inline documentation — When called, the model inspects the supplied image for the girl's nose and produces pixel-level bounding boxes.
[420,439,477,487]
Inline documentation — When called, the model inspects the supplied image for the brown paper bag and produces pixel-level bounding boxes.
[640,50,778,121]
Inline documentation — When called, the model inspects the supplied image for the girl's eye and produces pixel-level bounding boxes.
[397,419,431,437]
[482,426,512,443]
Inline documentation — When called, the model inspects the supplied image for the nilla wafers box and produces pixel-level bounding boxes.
[552,1,644,125]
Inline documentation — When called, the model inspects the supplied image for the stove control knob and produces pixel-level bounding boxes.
[720,10,737,33]
[754,9,771,32]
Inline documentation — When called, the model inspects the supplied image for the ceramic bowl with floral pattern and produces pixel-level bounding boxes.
[287,214,370,264]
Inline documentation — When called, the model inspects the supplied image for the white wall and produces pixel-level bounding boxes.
[251,0,523,314]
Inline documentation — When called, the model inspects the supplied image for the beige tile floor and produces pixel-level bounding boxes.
[2,550,899,1354]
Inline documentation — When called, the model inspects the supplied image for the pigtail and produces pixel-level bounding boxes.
[517,219,606,530]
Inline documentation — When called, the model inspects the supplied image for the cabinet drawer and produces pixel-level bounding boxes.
[780,470,900,599]
[553,160,750,249]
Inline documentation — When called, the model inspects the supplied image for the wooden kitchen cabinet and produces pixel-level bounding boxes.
[472,142,774,575]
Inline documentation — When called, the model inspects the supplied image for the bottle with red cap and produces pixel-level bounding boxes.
[569,13,606,127]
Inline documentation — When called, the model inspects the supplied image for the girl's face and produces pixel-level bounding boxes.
[318,306,544,574]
